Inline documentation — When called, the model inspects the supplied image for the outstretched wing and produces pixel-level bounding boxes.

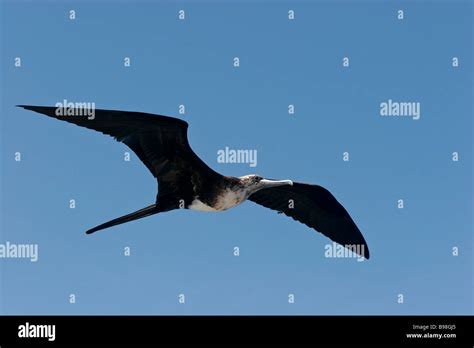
[248,182,369,259]
[18,105,222,201]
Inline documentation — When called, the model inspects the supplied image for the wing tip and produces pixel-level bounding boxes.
[364,246,370,260]
[17,105,40,112]
[85,227,98,235]
[354,241,370,260]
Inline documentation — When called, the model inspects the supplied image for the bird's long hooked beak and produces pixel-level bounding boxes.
[259,179,293,188]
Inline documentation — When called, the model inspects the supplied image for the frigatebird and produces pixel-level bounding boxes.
[19,105,370,259]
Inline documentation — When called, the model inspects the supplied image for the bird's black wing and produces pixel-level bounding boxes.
[18,105,222,201]
[248,182,369,259]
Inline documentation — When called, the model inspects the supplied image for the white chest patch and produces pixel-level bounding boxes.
[189,189,248,212]
[189,199,218,212]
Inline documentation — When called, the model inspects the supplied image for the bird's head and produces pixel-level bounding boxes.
[239,174,293,194]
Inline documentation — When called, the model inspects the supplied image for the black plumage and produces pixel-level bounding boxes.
[19,105,369,259]
[248,183,369,259]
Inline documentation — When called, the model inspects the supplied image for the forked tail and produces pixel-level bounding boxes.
[85,204,159,234]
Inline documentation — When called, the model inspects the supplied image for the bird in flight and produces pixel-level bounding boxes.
[19,105,370,259]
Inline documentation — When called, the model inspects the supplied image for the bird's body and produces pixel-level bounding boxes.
[188,175,293,212]
[19,105,370,259]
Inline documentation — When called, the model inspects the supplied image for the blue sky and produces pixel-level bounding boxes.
[0,0,472,314]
